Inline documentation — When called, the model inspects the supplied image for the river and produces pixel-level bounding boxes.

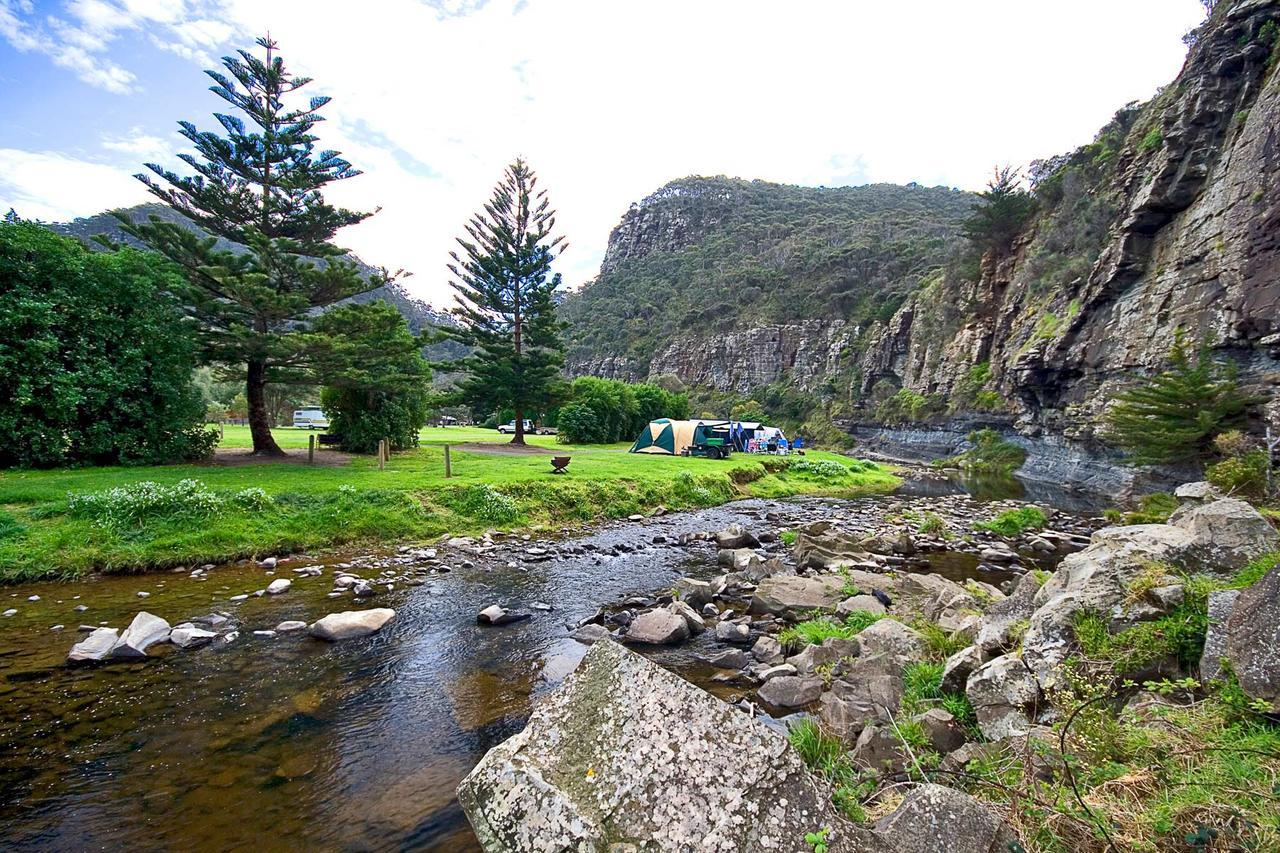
[0,479,1102,851]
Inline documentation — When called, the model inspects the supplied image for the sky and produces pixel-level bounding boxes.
[0,0,1207,306]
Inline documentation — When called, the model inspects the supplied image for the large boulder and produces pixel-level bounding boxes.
[1170,498,1280,572]
[795,529,878,571]
[1200,589,1241,682]
[757,675,824,709]
[623,608,690,645]
[667,600,706,635]
[457,640,876,851]
[874,784,1018,853]
[1225,564,1280,711]
[110,612,171,659]
[715,524,760,550]
[787,636,860,675]
[750,574,846,618]
[966,654,1040,741]
[309,608,395,641]
[673,577,716,609]
[818,656,905,742]
[854,619,926,662]
[67,627,119,663]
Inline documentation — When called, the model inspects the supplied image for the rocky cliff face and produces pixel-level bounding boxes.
[859,0,1280,442]
[566,0,1280,468]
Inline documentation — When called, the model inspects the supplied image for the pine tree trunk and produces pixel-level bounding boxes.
[247,358,285,457]
[512,406,525,445]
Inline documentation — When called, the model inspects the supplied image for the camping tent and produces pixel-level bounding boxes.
[630,419,732,455]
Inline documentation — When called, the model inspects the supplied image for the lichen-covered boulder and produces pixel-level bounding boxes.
[874,784,1018,853]
[1225,564,1280,711]
[966,654,1040,741]
[854,618,926,662]
[1170,498,1280,572]
[457,640,875,852]
[1199,589,1240,682]
[622,608,689,645]
[975,572,1039,654]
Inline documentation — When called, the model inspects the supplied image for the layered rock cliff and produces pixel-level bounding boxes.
[564,0,1280,466]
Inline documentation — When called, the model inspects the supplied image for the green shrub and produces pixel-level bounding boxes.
[1139,126,1163,152]
[943,429,1027,473]
[1206,450,1270,499]
[1124,491,1178,524]
[976,505,1048,536]
[779,618,854,650]
[902,661,944,710]
[0,510,24,542]
[875,388,946,425]
[65,479,268,529]
[843,609,886,634]
[320,385,429,454]
[789,459,852,479]
[780,530,798,546]
[917,512,948,537]
[556,400,608,444]
[1073,576,1213,672]
[443,483,520,524]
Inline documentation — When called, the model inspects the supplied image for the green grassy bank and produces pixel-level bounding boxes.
[0,427,898,583]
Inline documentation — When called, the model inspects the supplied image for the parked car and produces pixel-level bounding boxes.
[292,407,330,429]
[497,419,533,434]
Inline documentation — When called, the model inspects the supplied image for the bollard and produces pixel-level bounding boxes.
[378,439,386,471]
[308,433,315,464]
[444,444,452,478]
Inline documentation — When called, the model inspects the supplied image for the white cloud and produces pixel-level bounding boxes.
[3,0,1208,307]
[0,147,149,221]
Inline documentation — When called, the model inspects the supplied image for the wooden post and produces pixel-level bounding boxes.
[444,444,452,478]
[378,439,386,471]
[308,433,315,464]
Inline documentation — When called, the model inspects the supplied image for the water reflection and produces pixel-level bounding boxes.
[895,469,1108,513]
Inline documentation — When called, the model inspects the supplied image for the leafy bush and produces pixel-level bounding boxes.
[320,386,429,454]
[557,376,688,444]
[843,609,886,633]
[444,483,520,524]
[944,428,1027,473]
[1206,450,1270,499]
[68,479,228,528]
[554,400,606,444]
[976,505,1048,536]
[0,222,215,467]
[789,459,852,479]
[780,530,798,546]
[1138,126,1163,152]
[1124,491,1178,524]
[874,388,946,425]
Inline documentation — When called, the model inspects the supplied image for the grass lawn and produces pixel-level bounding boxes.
[0,426,899,582]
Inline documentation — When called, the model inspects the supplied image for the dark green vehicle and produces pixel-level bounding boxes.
[683,422,734,460]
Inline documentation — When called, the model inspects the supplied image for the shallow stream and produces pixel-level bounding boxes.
[0,482,1100,851]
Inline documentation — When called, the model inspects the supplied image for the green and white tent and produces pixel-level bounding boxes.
[629,419,729,455]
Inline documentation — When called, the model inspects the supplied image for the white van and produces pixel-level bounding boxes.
[293,407,329,429]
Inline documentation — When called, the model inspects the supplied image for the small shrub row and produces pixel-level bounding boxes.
[67,479,273,529]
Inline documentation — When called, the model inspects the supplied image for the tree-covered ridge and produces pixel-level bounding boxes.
[560,176,976,367]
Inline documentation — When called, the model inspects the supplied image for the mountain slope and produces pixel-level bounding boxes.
[560,177,975,391]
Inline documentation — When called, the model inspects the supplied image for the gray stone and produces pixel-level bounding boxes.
[819,657,905,741]
[67,627,119,663]
[667,600,706,635]
[570,623,611,645]
[751,634,784,664]
[837,594,887,617]
[110,611,171,658]
[702,648,749,669]
[874,784,1018,853]
[852,725,906,775]
[1174,481,1220,502]
[756,674,823,708]
[1200,589,1240,682]
[714,524,759,549]
[673,577,715,609]
[1225,564,1280,711]
[854,618,925,661]
[714,619,751,644]
[169,626,216,648]
[759,663,798,682]
[275,620,308,633]
[309,608,395,641]
[623,608,689,645]
[265,578,291,595]
[749,574,846,617]
[787,636,860,675]
[456,640,872,851]
[975,571,1039,654]
[1171,498,1280,572]
[477,605,531,626]
[966,653,1040,741]
[941,644,983,695]
[915,708,966,754]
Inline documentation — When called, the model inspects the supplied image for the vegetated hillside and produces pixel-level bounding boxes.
[560,177,975,386]
[50,204,467,364]
[563,0,1280,451]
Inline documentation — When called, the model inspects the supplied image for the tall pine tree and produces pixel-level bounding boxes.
[963,166,1037,259]
[444,159,565,445]
[1106,332,1258,465]
[117,36,396,456]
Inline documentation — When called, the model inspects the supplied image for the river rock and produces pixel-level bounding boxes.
[456,640,874,851]
[673,577,716,608]
[787,636,860,675]
[751,634,784,664]
[714,523,759,549]
[333,576,357,589]
[717,547,759,570]
[794,528,879,570]
[265,578,291,595]
[1199,589,1240,682]
[819,657,905,741]
[170,626,216,648]
[667,600,706,635]
[477,605,531,626]
[941,644,983,694]
[702,648,749,669]
[914,708,966,754]
[758,673,824,709]
[837,594,887,617]
[874,784,1018,853]
[67,627,119,663]
[623,608,689,645]
[110,612,171,658]
[1174,481,1220,503]
[1169,498,1280,572]
[569,623,611,645]
[1224,563,1280,711]
[275,620,308,633]
[714,619,751,644]
[309,608,395,641]
[750,574,845,617]
[975,571,1039,654]
[966,653,1040,741]
[259,557,278,569]
[852,725,906,775]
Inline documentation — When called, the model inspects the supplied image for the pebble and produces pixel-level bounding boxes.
[2,609,16,617]
[266,579,292,595]
[136,591,150,598]
[74,604,88,612]
[50,624,64,631]
[229,594,249,602]
[27,595,39,602]
[253,630,276,638]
